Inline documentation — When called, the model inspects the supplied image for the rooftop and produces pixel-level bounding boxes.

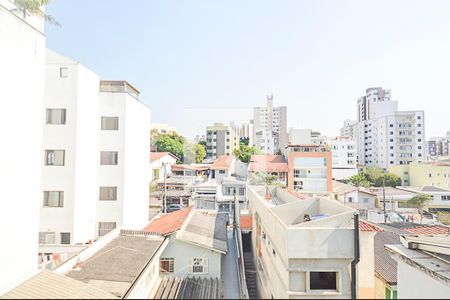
[398,186,450,193]
[66,233,164,297]
[0,270,116,299]
[374,231,400,284]
[368,187,417,200]
[153,276,221,299]
[172,164,210,172]
[99,80,140,98]
[248,155,288,173]
[210,155,233,170]
[143,207,193,236]
[150,152,179,162]
[176,210,228,254]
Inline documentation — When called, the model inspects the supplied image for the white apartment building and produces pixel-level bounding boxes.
[239,121,254,146]
[288,128,326,146]
[340,120,358,138]
[206,123,239,159]
[253,95,287,154]
[0,0,45,293]
[327,136,358,180]
[40,50,151,246]
[355,87,425,169]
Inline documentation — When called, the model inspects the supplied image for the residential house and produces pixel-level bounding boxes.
[285,144,332,194]
[171,164,210,178]
[152,176,200,207]
[397,186,450,213]
[248,154,288,185]
[332,180,377,216]
[246,185,377,299]
[386,235,450,299]
[150,152,178,182]
[389,160,450,189]
[368,187,420,222]
[0,0,45,293]
[144,209,228,280]
[210,155,235,182]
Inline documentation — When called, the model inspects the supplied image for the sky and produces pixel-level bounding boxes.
[45,0,450,139]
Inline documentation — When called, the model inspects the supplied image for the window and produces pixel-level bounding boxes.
[60,232,70,244]
[441,195,450,201]
[100,151,118,165]
[310,272,337,290]
[190,258,208,274]
[43,191,64,207]
[239,187,245,196]
[219,170,226,174]
[347,197,353,203]
[101,117,119,130]
[60,67,68,78]
[99,187,117,201]
[39,232,56,244]
[160,258,174,273]
[45,150,65,166]
[46,109,66,124]
[98,222,116,236]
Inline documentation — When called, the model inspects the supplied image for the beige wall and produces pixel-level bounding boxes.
[390,162,450,188]
[358,232,376,299]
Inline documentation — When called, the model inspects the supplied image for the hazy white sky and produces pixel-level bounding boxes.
[45,0,450,139]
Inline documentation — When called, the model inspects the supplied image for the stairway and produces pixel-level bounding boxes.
[243,251,258,299]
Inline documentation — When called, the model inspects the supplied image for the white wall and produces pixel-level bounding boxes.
[150,156,176,181]
[397,259,450,299]
[160,237,222,279]
[0,2,45,292]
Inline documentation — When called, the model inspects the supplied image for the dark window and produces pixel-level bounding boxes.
[310,272,337,290]
[60,232,70,244]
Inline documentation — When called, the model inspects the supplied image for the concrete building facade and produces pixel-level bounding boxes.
[206,123,239,159]
[327,136,358,180]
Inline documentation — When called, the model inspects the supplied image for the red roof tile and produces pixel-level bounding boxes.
[359,220,384,232]
[143,206,192,236]
[211,155,232,170]
[172,164,210,171]
[240,215,252,230]
[248,155,288,173]
[150,152,179,161]
[403,225,450,235]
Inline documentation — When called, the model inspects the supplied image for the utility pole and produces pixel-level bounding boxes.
[163,162,167,214]
[383,177,387,223]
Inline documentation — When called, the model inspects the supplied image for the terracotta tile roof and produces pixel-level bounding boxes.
[150,152,178,161]
[359,220,384,232]
[402,225,450,235]
[211,155,232,170]
[143,207,192,236]
[240,215,252,230]
[172,164,210,171]
[248,155,288,173]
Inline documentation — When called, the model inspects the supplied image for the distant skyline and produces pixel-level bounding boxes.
[45,0,450,139]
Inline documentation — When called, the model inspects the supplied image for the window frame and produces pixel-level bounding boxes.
[307,270,340,294]
[39,232,56,244]
[60,232,71,244]
[99,186,118,201]
[46,108,67,125]
[43,191,64,208]
[159,257,175,273]
[189,257,208,274]
[100,151,119,165]
[45,149,65,166]
[101,116,119,131]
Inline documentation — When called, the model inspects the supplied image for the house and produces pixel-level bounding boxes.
[151,176,200,207]
[248,154,288,185]
[144,209,228,279]
[368,187,419,221]
[171,164,210,177]
[397,186,450,213]
[58,230,168,299]
[210,155,235,182]
[332,180,377,214]
[150,152,178,182]
[386,235,450,299]
[389,160,450,188]
[246,185,377,299]
[285,144,333,194]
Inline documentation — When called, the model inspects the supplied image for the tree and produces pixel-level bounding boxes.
[239,137,249,146]
[155,135,184,161]
[13,0,60,26]
[408,194,432,224]
[194,143,206,163]
[249,173,278,196]
[348,173,370,187]
[234,145,260,163]
[374,173,402,188]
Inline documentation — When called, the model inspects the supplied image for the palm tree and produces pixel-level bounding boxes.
[12,0,60,26]
[408,194,432,224]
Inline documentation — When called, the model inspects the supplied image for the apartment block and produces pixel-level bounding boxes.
[206,123,239,159]
[426,137,450,160]
[151,122,177,135]
[0,0,45,293]
[40,50,151,246]
[288,128,326,146]
[327,136,358,180]
[340,120,358,138]
[238,121,254,146]
[389,160,450,189]
[285,145,332,194]
[253,95,287,154]
[355,88,425,169]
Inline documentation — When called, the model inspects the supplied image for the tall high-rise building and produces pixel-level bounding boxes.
[239,121,254,146]
[0,1,45,293]
[206,123,239,159]
[355,88,425,169]
[253,95,287,154]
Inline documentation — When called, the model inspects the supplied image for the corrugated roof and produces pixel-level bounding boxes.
[248,155,288,173]
[0,270,116,299]
[374,231,400,284]
[154,276,221,299]
[210,155,233,170]
[143,207,193,236]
